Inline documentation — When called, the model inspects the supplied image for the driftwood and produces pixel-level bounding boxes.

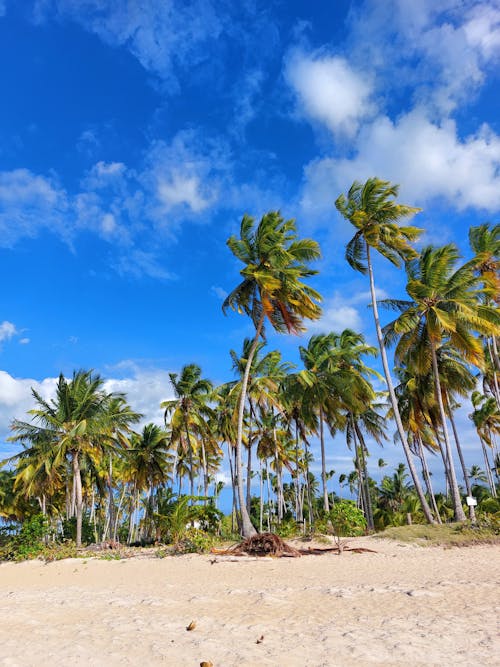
[210,532,377,558]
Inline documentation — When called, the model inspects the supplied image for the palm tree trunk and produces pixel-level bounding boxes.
[235,313,264,537]
[319,406,329,512]
[72,451,83,547]
[114,485,127,542]
[294,421,303,523]
[447,394,476,521]
[200,439,208,503]
[354,421,374,531]
[107,456,116,540]
[416,434,442,524]
[430,343,466,521]
[489,337,500,408]
[246,441,252,516]
[184,424,195,499]
[366,244,435,523]
[304,442,314,529]
[265,459,273,531]
[480,436,497,497]
[259,458,263,533]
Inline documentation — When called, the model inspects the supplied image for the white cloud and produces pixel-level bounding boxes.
[0,363,177,456]
[33,0,223,87]
[18,338,30,345]
[306,293,362,335]
[211,285,228,300]
[286,52,374,136]
[464,5,500,59]
[0,169,70,246]
[301,109,500,215]
[346,0,500,113]
[0,321,17,343]
[103,363,175,428]
[157,172,213,213]
[112,249,174,281]
[0,371,58,436]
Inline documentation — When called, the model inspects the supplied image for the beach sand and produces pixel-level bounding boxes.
[0,537,498,666]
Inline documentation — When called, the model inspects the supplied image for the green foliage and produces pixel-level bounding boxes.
[327,500,367,537]
[62,516,94,544]
[274,518,299,538]
[0,514,50,561]
[177,527,215,553]
[381,521,500,545]
[479,497,500,514]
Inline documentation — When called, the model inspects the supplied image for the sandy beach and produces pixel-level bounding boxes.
[0,538,499,667]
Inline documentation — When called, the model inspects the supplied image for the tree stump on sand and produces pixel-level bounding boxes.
[214,532,301,557]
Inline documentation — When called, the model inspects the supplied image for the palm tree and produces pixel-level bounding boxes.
[223,211,321,537]
[470,391,500,497]
[335,177,435,524]
[228,341,291,514]
[126,423,172,542]
[9,370,140,546]
[383,244,500,520]
[468,223,500,406]
[162,364,215,500]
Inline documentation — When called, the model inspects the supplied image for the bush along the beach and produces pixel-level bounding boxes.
[177,528,215,553]
[1,514,49,560]
[327,501,367,537]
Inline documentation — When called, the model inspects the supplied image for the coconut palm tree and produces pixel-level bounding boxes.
[383,244,500,520]
[162,364,215,500]
[9,370,140,546]
[470,391,500,497]
[228,341,292,514]
[223,211,321,537]
[126,423,173,542]
[468,223,500,407]
[335,178,435,523]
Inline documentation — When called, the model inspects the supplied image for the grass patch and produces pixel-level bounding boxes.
[378,522,500,547]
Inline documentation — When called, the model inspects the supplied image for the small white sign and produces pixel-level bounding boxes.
[466,496,477,506]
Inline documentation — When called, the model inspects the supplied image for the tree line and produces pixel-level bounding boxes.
[1,178,499,548]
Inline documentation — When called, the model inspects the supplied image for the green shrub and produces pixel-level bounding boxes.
[275,518,299,539]
[1,514,50,561]
[327,501,367,537]
[177,528,214,553]
[62,516,94,544]
[479,498,500,514]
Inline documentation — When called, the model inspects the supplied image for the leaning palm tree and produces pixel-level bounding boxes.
[223,211,322,537]
[335,178,435,523]
[383,244,500,520]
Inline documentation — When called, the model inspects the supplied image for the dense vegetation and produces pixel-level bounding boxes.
[1,178,499,558]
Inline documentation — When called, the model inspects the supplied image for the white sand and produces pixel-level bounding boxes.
[0,538,499,666]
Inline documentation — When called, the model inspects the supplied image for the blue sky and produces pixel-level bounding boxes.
[1,0,499,496]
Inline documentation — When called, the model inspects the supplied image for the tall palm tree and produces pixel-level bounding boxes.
[126,423,172,542]
[336,177,434,524]
[383,244,500,520]
[470,391,500,497]
[223,211,322,537]
[468,223,500,406]
[9,370,140,546]
[162,364,215,500]
[228,341,291,514]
